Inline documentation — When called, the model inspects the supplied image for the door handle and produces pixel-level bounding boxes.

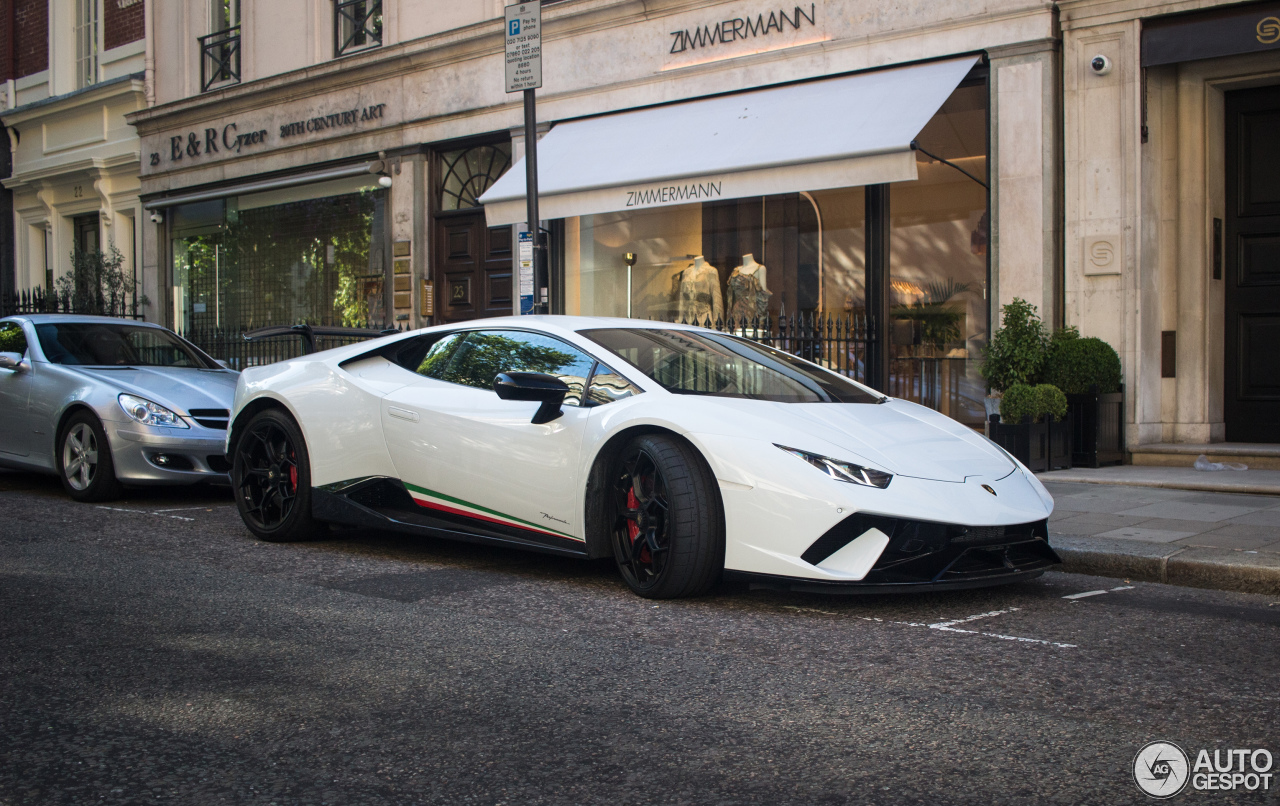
[387,406,420,423]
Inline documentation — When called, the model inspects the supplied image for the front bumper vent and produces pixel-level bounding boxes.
[802,513,1058,585]
[188,408,230,430]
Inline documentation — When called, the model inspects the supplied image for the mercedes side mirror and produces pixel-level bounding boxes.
[0,352,24,371]
[493,372,569,425]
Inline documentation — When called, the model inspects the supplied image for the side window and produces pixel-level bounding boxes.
[0,322,28,356]
[587,363,641,406]
[421,330,596,406]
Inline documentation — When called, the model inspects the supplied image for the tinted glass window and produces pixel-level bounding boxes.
[0,322,27,355]
[587,364,641,406]
[583,328,882,403]
[35,323,214,368]
[417,330,596,406]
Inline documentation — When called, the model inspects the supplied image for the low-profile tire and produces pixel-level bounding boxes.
[608,433,724,599]
[57,410,124,503]
[231,408,317,542]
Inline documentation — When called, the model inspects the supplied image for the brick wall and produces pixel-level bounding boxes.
[0,0,49,82]
[105,0,145,51]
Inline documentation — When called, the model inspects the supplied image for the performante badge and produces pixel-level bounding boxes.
[982,484,997,496]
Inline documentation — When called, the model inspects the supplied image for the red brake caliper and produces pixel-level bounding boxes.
[627,485,651,564]
[626,488,640,541]
[289,452,298,492]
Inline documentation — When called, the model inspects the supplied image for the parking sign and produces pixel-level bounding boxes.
[504,3,542,93]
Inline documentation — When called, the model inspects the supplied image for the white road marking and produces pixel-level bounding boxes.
[858,613,1076,649]
[929,608,1018,629]
[96,506,195,522]
[153,506,225,513]
[1110,585,1135,591]
[782,605,839,616]
[1063,590,1109,600]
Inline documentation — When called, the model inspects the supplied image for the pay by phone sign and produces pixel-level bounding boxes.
[504,3,542,93]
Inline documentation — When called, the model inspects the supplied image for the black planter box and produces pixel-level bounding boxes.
[1067,387,1124,468]
[988,412,1074,473]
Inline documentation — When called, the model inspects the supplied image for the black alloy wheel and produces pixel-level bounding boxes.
[57,410,123,503]
[232,409,316,542]
[610,434,723,599]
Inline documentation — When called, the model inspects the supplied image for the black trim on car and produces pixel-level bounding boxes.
[313,476,589,558]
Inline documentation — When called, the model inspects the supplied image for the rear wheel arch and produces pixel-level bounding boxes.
[582,425,724,562]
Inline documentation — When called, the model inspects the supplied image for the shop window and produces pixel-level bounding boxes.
[888,82,989,426]
[552,78,987,425]
[170,176,388,337]
[200,0,241,92]
[335,0,382,57]
[74,0,99,89]
[439,145,512,211]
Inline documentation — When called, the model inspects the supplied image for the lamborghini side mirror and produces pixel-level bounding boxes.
[494,372,569,425]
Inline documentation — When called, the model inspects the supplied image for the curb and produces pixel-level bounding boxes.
[1051,535,1280,596]
[1039,475,1280,497]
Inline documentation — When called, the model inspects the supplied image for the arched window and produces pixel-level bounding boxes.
[439,144,512,211]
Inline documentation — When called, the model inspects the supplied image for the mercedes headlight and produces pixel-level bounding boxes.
[118,394,189,428]
[776,444,892,489]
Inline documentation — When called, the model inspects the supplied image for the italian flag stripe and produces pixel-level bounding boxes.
[403,482,580,542]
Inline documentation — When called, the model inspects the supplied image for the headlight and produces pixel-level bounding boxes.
[776,444,892,489]
[118,394,189,428]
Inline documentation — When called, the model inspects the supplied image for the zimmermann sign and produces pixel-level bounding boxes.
[669,3,816,53]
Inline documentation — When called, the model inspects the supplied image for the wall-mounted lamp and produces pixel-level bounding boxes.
[377,175,393,188]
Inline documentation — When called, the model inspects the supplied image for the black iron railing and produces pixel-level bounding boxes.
[0,287,144,320]
[199,26,241,92]
[180,323,402,371]
[335,0,382,56]
[673,313,873,385]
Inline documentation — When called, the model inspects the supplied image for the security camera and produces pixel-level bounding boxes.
[377,175,393,188]
[149,211,163,224]
[1090,55,1112,76]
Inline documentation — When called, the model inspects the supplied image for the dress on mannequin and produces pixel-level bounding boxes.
[675,256,723,323]
[726,253,771,321]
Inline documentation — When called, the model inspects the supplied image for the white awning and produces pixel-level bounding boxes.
[479,55,979,226]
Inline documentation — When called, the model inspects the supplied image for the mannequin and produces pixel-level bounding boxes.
[726,253,772,322]
[675,256,724,324]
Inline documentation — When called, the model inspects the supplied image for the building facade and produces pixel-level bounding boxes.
[119,0,1279,446]
[1,0,147,307]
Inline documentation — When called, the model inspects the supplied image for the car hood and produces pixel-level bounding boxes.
[698,398,1014,483]
[66,366,238,413]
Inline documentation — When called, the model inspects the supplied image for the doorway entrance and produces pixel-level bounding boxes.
[431,143,514,324]
[1224,85,1280,442]
[433,210,513,324]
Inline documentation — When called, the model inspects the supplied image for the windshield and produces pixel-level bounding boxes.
[35,322,215,368]
[582,328,883,403]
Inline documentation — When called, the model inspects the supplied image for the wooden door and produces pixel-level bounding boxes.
[1225,86,1280,442]
[433,211,513,324]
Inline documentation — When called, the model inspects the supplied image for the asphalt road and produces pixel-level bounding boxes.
[1,469,1277,805]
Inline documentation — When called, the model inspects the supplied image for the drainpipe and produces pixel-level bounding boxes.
[143,0,155,105]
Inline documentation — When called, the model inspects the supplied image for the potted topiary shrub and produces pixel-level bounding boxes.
[1042,328,1123,467]
[987,382,1072,472]
[980,298,1049,422]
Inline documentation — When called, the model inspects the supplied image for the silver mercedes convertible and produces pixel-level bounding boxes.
[0,314,238,501]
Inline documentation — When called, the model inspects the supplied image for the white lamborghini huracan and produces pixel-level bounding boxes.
[226,316,1059,598]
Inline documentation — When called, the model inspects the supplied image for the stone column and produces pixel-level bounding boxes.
[989,40,1063,330]
[1062,20,1144,446]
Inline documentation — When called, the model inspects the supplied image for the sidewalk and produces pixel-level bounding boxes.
[1040,479,1280,595]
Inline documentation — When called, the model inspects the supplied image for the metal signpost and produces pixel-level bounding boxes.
[504,2,545,313]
